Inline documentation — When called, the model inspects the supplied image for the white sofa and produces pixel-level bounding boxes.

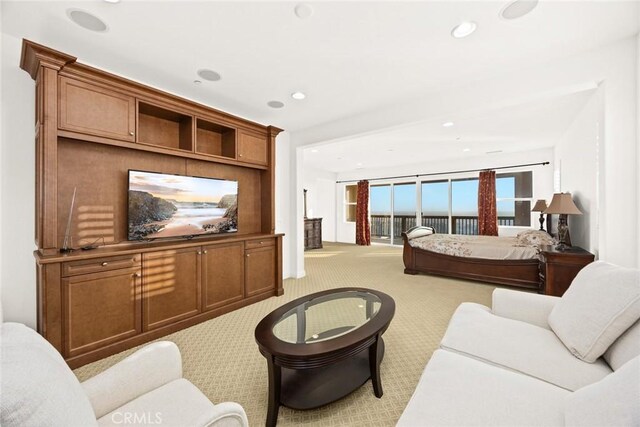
[398,261,640,426]
[1,318,248,427]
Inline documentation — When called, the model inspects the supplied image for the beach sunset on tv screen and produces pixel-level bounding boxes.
[128,170,238,240]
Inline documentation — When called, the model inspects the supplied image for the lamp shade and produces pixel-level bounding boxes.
[531,199,548,212]
[544,193,582,215]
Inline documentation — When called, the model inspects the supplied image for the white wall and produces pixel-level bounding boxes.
[554,90,602,255]
[275,131,293,279]
[302,166,337,242]
[1,34,37,327]
[333,148,554,244]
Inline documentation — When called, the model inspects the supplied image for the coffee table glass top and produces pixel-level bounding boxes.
[272,290,382,344]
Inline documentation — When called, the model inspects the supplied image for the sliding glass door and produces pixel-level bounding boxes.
[421,180,450,233]
[370,185,391,244]
[392,183,416,245]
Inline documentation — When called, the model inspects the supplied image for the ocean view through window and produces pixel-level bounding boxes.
[365,170,533,245]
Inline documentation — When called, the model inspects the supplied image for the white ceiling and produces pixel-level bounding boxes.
[2,1,638,134]
[302,89,596,172]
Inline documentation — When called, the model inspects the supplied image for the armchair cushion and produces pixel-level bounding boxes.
[97,379,248,427]
[82,341,183,419]
[604,319,640,371]
[397,350,568,427]
[548,261,640,362]
[565,356,640,426]
[440,303,611,391]
[0,323,97,427]
[492,288,559,330]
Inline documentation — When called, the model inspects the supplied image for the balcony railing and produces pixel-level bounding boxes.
[370,214,515,239]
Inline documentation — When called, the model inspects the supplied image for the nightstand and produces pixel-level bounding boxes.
[539,245,595,296]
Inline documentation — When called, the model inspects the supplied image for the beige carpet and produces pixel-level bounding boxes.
[74,242,495,426]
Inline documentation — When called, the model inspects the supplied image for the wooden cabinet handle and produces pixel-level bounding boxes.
[203,250,208,254]
[246,254,250,257]
[129,131,134,136]
[134,272,141,278]
[239,154,243,157]
[101,262,108,266]
[197,251,202,255]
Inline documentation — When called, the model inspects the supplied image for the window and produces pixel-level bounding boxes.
[393,183,417,245]
[421,180,449,233]
[452,178,479,234]
[496,171,532,227]
[345,184,357,222]
[370,185,391,242]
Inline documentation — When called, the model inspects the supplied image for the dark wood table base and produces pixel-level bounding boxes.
[265,338,384,426]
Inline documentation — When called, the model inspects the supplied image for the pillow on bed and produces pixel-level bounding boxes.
[516,230,556,246]
[405,226,435,240]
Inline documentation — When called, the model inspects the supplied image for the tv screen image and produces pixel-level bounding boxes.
[128,170,238,240]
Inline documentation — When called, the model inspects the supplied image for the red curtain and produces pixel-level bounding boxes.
[478,170,498,236]
[355,180,371,246]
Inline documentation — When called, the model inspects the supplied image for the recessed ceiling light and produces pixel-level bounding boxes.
[311,149,318,153]
[193,80,202,85]
[501,0,539,20]
[463,148,471,152]
[291,91,306,100]
[357,162,363,166]
[294,3,314,19]
[103,0,120,3]
[267,101,285,109]
[442,121,454,127]
[456,137,461,141]
[197,69,221,82]
[451,21,477,38]
[67,9,108,32]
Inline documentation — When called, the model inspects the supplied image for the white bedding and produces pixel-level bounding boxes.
[408,234,541,260]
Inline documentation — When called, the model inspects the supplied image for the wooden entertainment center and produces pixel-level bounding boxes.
[21,40,284,368]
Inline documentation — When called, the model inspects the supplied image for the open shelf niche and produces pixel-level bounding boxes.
[138,101,193,151]
[196,118,236,159]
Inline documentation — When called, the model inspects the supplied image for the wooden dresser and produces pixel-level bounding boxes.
[539,245,595,296]
[304,218,323,250]
[21,39,284,367]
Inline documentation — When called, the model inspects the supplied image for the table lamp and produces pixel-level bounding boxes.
[531,199,547,231]
[544,192,582,250]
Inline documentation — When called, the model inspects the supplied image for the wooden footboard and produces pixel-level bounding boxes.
[402,233,541,290]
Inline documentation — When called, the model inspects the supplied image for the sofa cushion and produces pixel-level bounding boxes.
[565,356,640,426]
[604,319,640,371]
[548,261,640,362]
[0,323,98,427]
[397,349,568,427]
[97,379,220,427]
[440,303,611,391]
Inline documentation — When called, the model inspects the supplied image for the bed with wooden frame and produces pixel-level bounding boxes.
[401,232,541,291]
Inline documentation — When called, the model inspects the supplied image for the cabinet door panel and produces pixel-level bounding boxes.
[238,131,267,165]
[202,242,245,311]
[143,248,201,330]
[59,77,135,141]
[245,246,275,297]
[63,267,141,358]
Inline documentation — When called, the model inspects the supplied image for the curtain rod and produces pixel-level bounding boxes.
[335,161,550,184]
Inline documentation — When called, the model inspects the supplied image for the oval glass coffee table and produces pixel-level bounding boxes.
[255,288,395,426]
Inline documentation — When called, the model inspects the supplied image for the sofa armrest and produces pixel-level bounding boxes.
[492,289,560,330]
[81,341,182,419]
[199,402,249,427]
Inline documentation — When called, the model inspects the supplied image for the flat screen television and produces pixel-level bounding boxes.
[127,170,238,241]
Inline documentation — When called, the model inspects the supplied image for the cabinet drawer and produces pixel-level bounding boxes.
[245,238,275,250]
[63,254,141,277]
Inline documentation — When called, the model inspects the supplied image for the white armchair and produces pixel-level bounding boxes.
[1,321,248,427]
